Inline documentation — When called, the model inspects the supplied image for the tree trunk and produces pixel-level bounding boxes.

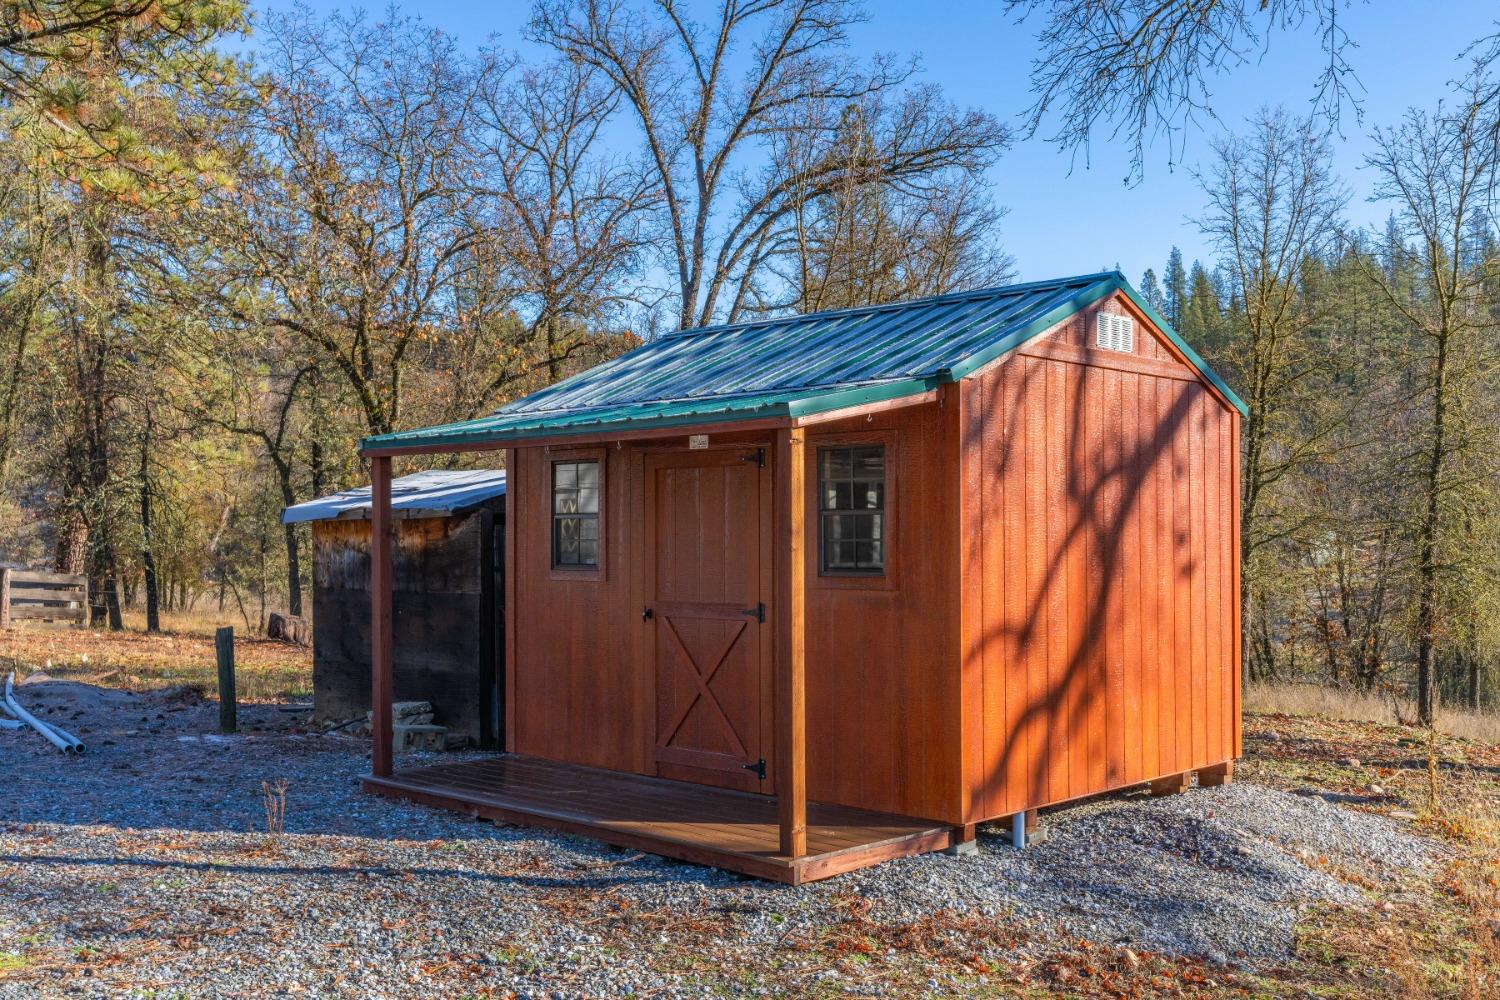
[53,508,87,574]
[88,540,123,631]
[81,203,123,632]
[139,409,160,632]
[283,522,302,617]
[272,453,302,617]
[0,294,37,481]
[310,439,324,498]
[1468,650,1481,712]
[1415,328,1449,727]
[545,316,561,384]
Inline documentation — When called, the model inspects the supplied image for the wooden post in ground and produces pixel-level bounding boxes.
[0,567,9,630]
[1198,761,1234,786]
[774,429,807,859]
[215,626,236,733]
[370,455,395,778]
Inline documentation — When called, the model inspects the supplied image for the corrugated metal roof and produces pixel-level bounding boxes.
[363,272,1245,453]
[281,469,506,524]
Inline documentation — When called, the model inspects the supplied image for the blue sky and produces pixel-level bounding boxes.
[260,1,1499,285]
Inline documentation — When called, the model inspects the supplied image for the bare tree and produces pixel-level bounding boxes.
[1195,109,1350,686]
[531,0,1008,328]
[780,103,1014,312]
[1005,0,1362,180]
[211,8,492,437]
[472,54,658,393]
[1362,66,1500,724]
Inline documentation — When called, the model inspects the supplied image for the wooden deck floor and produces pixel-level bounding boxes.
[364,754,953,884]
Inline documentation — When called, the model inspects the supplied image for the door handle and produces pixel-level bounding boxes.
[642,606,654,621]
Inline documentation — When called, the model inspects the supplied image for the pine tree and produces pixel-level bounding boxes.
[1138,268,1165,312]
[1164,247,1187,327]
[1180,260,1224,348]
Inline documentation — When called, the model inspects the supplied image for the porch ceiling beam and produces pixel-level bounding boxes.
[370,455,395,778]
[775,427,808,858]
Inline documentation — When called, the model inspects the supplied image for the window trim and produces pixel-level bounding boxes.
[546,446,607,580]
[808,430,899,590]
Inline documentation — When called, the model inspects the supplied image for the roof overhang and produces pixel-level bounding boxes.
[359,377,943,457]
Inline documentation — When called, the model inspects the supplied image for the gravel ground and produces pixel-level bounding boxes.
[0,679,1445,997]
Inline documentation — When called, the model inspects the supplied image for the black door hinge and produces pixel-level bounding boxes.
[742,757,766,780]
[742,448,765,468]
[741,602,765,623]
[642,606,654,621]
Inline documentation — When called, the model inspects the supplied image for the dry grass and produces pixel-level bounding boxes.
[1239,711,1500,998]
[1246,681,1500,745]
[0,611,311,702]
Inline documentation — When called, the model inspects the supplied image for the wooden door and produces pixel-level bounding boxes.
[645,448,772,793]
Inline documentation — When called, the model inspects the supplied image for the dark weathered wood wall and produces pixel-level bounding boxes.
[958,292,1241,823]
[313,506,501,744]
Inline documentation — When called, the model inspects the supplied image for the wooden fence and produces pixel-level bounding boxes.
[0,569,88,628]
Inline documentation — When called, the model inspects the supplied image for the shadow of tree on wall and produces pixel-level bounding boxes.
[965,348,1229,816]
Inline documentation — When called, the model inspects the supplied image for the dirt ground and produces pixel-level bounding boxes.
[0,614,311,702]
[0,626,1498,998]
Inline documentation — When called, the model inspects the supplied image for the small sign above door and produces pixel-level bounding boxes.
[688,434,709,450]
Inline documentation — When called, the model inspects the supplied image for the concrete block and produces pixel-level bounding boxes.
[942,839,980,857]
[366,702,435,726]
[393,723,448,751]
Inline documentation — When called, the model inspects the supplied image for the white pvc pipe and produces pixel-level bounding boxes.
[0,695,23,730]
[4,672,84,755]
[41,718,85,754]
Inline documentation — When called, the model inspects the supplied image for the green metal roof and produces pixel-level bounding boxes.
[363,271,1246,453]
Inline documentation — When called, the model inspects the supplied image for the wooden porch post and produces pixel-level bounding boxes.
[370,454,395,778]
[775,428,807,858]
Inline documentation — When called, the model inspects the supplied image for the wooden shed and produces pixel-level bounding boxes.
[357,272,1244,883]
[282,470,506,746]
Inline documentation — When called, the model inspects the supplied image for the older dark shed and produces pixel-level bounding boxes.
[282,470,507,746]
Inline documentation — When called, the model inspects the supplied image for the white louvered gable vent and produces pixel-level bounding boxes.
[1096,312,1135,353]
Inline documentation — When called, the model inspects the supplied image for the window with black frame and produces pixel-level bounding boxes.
[819,445,885,574]
[551,460,599,568]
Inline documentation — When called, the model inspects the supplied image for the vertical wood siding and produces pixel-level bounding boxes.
[960,294,1241,822]
[510,444,652,772]
[801,401,963,823]
[506,413,963,823]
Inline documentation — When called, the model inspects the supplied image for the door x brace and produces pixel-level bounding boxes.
[656,616,751,761]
